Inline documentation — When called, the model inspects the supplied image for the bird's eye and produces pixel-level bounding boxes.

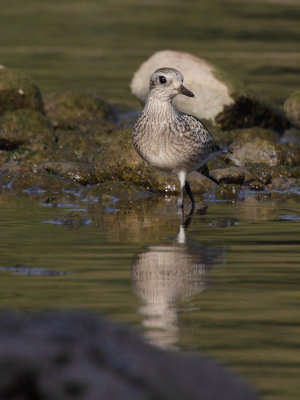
[159,76,166,84]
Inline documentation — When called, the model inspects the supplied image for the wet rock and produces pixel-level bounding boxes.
[0,150,8,165]
[39,161,96,186]
[209,167,245,185]
[216,184,240,201]
[130,50,289,132]
[290,165,300,178]
[284,90,300,128]
[215,93,289,132]
[0,109,55,151]
[55,129,102,163]
[84,181,152,203]
[0,311,259,400]
[0,65,44,115]
[244,164,290,183]
[94,129,216,194]
[255,170,272,185]
[281,141,300,167]
[226,128,284,167]
[249,181,265,191]
[44,92,115,133]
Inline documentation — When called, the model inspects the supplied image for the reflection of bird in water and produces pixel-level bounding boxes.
[131,209,226,349]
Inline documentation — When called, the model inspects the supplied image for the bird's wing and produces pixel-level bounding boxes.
[178,112,224,153]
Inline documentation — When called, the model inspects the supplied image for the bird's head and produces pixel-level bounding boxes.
[148,67,194,101]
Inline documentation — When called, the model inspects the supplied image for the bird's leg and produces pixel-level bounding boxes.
[198,164,219,185]
[177,171,186,208]
[178,186,185,208]
[184,180,195,212]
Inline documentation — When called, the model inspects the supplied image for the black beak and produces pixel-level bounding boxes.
[178,84,194,97]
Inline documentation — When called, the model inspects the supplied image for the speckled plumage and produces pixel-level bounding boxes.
[132,67,226,207]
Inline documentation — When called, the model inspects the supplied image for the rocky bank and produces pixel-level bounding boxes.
[0,58,299,205]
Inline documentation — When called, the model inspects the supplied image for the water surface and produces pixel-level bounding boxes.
[1,1,300,398]
[0,190,300,399]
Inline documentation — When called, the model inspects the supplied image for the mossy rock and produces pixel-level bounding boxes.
[215,93,289,133]
[0,109,55,151]
[244,164,291,181]
[281,142,300,167]
[55,129,102,163]
[93,129,214,193]
[216,184,240,200]
[224,128,284,167]
[284,90,300,128]
[249,181,266,191]
[39,161,97,186]
[44,92,115,134]
[0,66,44,115]
[210,167,245,185]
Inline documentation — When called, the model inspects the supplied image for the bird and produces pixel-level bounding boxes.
[132,67,227,209]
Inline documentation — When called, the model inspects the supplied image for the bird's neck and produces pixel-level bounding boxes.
[143,96,177,122]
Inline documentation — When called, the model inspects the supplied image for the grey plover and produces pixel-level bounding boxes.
[132,67,227,208]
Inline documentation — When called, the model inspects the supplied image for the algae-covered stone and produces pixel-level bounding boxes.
[130,50,289,132]
[0,109,55,151]
[39,161,96,186]
[284,90,300,128]
[249,181,265,191]
[281,142,300,167]
[215,94,289,132]
[0,66,44,115]
[226,128,284,167]
[216,183,240,201]
[94,129,215,193]
[44,92,115,133]
[209,167,245,185]
[55,129,102,163]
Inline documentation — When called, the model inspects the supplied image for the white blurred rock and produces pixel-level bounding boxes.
[130,50,234,121]
[130,50,290,133]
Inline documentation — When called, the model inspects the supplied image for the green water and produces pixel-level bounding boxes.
[1,190,300,399]
[1,0,300,398]
[0,0,300,105]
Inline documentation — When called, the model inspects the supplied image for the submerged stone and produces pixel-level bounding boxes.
[0,65,44,115]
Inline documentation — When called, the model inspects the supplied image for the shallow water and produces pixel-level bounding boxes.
[1,0,300,398]
[0,0,300,105]
[1,189,300,399]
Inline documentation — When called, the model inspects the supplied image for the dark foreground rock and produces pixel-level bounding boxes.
[0,311,259,400]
